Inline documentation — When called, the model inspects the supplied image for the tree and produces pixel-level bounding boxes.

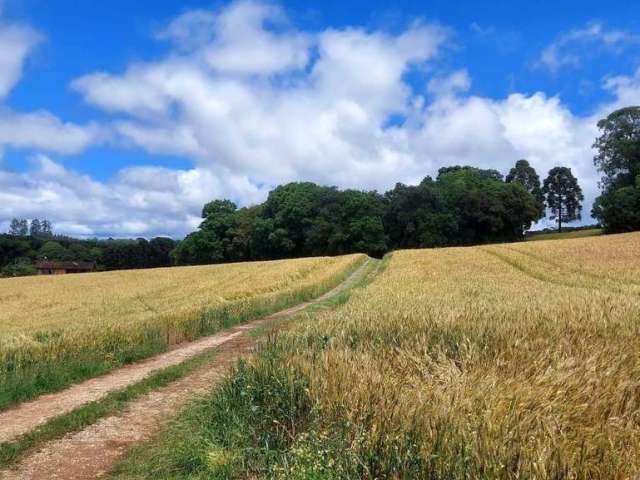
[41,219,53,237]
[171,230,224,265]
[593,106,640,192]
[30,219,42,237]
[9,218,28,236]
[1,258,36,277]
[38,241,70,261]
[148,237,177,268]
[0,236,34,266]
[592,107,640,233]
[505,159,545,222]
[592,175,640,233]
[543,167,584,233]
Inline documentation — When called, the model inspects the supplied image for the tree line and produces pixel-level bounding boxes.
[0,221,177,277]
[172,162,585,265]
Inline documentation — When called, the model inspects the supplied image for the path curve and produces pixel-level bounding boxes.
[0,259,372,480]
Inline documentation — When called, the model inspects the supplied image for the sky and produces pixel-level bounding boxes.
[0,0,639,238]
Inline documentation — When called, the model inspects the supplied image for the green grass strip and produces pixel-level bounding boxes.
[0,346,219,470]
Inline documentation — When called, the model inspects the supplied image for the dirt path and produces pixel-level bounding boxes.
[0,259,371,480]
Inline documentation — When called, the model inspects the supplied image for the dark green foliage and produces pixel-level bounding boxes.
[383,167,539,248]
[593,106,640,192]
[592,176,640,233]
[543,167,584,233]
[171,230,225,265]
[28,219,42,237]
[1,258,36,277]
[506,159,545,222]
[592,107,640,233]
[173,182,391,264]
[175,167,541,265]
[0,234,177,277]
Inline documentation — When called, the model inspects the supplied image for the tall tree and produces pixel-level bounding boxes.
[41,219,53,237]
[543,167,584,233]
[593,106,640,192]
[30,219,42,237]
[505,159,545,222]
[8,218,28,236]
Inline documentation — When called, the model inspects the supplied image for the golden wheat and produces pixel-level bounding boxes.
[0,254,365,408]
[273,232,640,479]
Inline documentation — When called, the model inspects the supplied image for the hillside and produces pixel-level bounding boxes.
[115,232,640,479]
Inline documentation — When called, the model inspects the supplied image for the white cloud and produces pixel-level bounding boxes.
[158,0,310,75]
[603,67,640,109]
[0,154,270,238]
[427,69,471,97]
[72,6,449,194]
[0,108,99,154]
[0,21,40,98]
[538,21,639,72]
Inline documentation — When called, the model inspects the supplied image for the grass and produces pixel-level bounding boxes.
[526,227,603,241]
[0,254,365,410]
[112,232,640,479]
[0,347,220,470]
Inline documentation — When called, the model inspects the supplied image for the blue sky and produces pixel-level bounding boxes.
[0,0,639,237]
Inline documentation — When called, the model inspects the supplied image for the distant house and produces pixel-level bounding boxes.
[36,260,96,275]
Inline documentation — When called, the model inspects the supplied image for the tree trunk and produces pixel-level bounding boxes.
[558,197,562,233]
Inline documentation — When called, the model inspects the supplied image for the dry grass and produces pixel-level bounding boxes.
[0,254,365,408]
[261,232,640,478]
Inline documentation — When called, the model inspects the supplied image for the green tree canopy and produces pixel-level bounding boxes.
[592,175,640,233]
[505,159,545,221]
[593,106,640,191]
[543,167,584,232]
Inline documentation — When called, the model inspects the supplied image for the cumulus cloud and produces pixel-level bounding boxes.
[538,22,640,72]
[0,154,270,237]
[72,3,449,193]
[3,1,640,237]
[158,1,310,75]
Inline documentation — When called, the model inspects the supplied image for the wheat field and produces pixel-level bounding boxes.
[141,232,640,479]
[0,254,365,408]
[270,232,640,478]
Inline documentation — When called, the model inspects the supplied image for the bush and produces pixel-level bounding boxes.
[1,258,36,277]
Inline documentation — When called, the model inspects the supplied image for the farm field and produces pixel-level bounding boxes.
[0,254,365,409]
[115,232,640,479]
[526,227,603,241]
